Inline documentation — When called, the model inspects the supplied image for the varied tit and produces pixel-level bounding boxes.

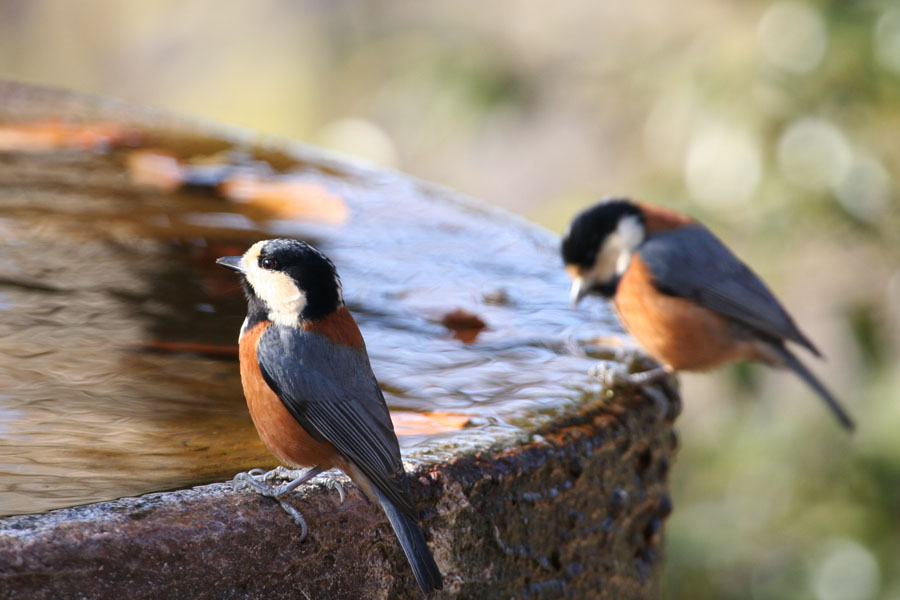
[561,198,854,431]
[216,239,443,593]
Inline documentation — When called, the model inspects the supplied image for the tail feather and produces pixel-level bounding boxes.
[373,486,443,593]
[773,344,854,431]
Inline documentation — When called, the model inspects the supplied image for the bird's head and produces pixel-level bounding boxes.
[217,238,343,327]
[561,198,646,306]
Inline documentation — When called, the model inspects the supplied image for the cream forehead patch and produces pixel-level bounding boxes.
[240,240,267,272]
[565,264,584,280]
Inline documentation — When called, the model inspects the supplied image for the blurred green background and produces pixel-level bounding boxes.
[1,1,898,598]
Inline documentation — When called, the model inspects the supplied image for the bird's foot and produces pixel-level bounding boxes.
[253,465,346,505]
[585,343,655,369]
[589,361,669,387]
[231,467,270,495]
[588,360,681,422]
[323,475,346,506]
[231,466,326,540]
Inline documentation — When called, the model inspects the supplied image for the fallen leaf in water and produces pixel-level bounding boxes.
[441,309,487,343]
[441,309,487,330]
[220,174,349,224]
[126,150,184,192]
[0,120,141,151]
[125,148,350,225]
[392,411,470,436]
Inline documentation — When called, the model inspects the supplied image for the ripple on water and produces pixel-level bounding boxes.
[0,130,620,516]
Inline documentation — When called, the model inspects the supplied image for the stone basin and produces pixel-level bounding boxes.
[0,82,679,599]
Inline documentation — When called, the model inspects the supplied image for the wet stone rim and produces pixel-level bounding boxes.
[0,381,679,600]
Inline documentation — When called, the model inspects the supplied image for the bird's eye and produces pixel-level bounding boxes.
[260,257,277,270]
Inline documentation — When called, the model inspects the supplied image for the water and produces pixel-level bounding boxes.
[0,110,621,516]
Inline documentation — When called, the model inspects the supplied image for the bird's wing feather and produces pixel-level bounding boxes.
[637,224,818,353]
[256,325,417,518]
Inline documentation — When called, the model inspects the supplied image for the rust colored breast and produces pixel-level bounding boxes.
[301,306,364,347]
[615,255,758,371]
[239,321,338,469]
[637,202,694,234]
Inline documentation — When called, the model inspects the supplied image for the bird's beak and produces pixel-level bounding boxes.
[216,256,245,273]
[569,277,588,308]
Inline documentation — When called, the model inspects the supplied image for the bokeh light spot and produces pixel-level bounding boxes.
[811,539,880,600]
[316,118,398,167]
[875,8,900,74]
[834,155,891,223]
[684,122,761,207]
[758,2,827,73]
[777,118,850,190]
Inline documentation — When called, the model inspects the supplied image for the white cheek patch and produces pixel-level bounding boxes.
[586,214,645,283]
[248,270,307,327]
[586,242,620,284]
[614,252,632,277]
[241,241,307,328]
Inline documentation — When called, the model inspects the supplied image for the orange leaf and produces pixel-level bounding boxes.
[0,119,140,151]
[220,174,349,224]
[392,411,470,436]
[126,150,184,191]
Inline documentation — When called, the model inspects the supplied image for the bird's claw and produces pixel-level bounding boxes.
[231,466,323,540]
[230,465,347,537]
[324,476,346,506]
[275,499,309,539]
[588,361,680,422]
[231,469,274,495]
[260,465,305,483]
[254,466,344,503]
[589,361,669,387]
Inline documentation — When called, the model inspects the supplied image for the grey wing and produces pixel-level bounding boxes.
[257,325,417,519]
[637,224,819,354]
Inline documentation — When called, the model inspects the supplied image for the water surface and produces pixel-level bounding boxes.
[0,95,621,515]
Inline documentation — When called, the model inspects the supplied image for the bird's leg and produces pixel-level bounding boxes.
[271,466,325,496]
[619,366,671,385]
[584,342,668,382]
[588,355,680,421]
[258,465,346,504]
[231,466,325,540]
[589,354,671,387]
[234,465,346,504]
[232,465,319,495]
[260,465,305,482]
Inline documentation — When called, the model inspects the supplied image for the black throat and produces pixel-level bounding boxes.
[591,278,621,298]
[241,277,270,330]
[239,274,341,328]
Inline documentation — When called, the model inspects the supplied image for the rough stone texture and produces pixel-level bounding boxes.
[0,382,678,600]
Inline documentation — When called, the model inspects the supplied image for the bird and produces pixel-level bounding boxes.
[560,197,854,431]
[216,238,443,593]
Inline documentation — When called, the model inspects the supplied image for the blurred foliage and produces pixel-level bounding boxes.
[1,1,899,598]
